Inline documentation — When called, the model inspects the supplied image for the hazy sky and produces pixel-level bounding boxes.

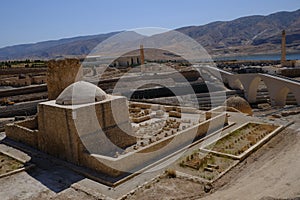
[0,0,299,48]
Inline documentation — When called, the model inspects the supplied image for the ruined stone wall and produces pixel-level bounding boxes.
[0,76,32,87]
[47,59,82,100]
[112,55,141,67]
[5,119,38,148]
[16,117,38,130]
[280,68,300,78]
[0,75,46,87]
[92,113,228,176]
[196,113,228,138]
[32,76,46,84]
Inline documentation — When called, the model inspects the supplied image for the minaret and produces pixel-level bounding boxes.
[281,30,286,67]
[140,45,145,72]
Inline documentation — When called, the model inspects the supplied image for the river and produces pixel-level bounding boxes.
[214,53,300,61]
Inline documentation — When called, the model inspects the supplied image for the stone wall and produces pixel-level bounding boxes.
[5,118,38,148]
[0,76,31,87]
[196,112,228,138]
[89,113,228,176]
[112,55,141,67]
[15,117,38,129]
[47,59,82,100]
[280,68,300,78]
[0,75,46,87]
[32,76,46,84]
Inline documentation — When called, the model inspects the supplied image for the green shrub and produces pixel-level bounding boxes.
[165,169,176,178]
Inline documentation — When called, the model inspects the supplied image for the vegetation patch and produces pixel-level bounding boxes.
[204,123,278,156]
[177,150,236,181]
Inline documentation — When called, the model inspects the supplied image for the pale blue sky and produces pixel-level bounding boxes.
[0,0,299,48]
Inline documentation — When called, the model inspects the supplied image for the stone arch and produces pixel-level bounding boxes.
[226,76,244,90]
[237,74,268,104]
[285,89,297,105]
[254,77,271,104]
[244,76,261,103]
[233,78,244,90]
[286,85,300,105]
[274,86,290,106]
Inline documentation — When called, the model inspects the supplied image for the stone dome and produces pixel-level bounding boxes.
[56,81,107,105]
[224,96,253,116]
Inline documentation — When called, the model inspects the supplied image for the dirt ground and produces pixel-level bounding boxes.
[126,177,204,200]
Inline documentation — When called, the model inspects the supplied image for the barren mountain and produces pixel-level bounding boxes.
[177,9,300,56]
[0,9,299,60]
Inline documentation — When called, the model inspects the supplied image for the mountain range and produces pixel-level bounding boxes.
[0,9,299,61]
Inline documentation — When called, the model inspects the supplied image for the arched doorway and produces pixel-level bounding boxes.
[255,78,270,105]
[274,87,290,107]
[242,76,270,104]
[285,89,297,105]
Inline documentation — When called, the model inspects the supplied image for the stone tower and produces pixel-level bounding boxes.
[47,59,83,100]
[281,30,286,67]
[140,45,145,72]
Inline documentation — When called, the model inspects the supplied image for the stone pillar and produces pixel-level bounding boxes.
[47,59,82,100]
[140,44,145,72]
[281,30,286,67]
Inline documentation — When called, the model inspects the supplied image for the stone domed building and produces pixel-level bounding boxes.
[56,81,108,105]
[6,81,137,176]
[224,96,253,116]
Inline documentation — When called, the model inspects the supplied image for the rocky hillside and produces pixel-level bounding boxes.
[177,9,300,56]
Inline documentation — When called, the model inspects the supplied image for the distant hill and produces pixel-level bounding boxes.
[177,9,300,57]
[0,32,121,61]
[0,9,299,61]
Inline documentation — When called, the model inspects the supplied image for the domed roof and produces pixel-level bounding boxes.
[224,96,253,116]
[56,81,107,105]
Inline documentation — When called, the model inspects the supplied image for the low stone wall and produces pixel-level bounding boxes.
[197,112,228,138]
[205,106,240,120]
[32,76,46,84]
[131,115,151,123]
[0,85,47,98]
[0,100,44,118]
[180,107,198,113]
[91,113,227,176]
[15,117,38,130]
[280,68,300,78]
[130,102,152,109]
[0,75,46,87]
[5,119,38,148]
[169,111,181,118]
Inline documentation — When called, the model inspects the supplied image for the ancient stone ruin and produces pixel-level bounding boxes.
[5,59,230,181]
